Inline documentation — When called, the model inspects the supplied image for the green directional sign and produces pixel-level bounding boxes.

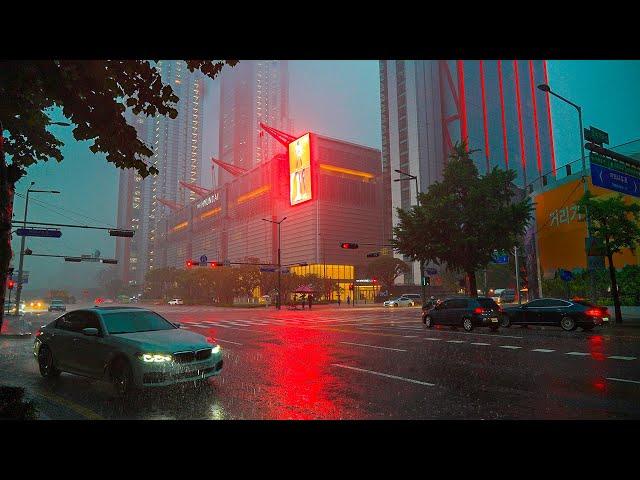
[584,126,609,146]
[590,151,640,177]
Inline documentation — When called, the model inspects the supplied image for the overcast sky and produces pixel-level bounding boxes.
[11,60,640,293]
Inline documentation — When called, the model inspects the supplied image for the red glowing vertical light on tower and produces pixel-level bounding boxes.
[529,60,543,177]
[497,60,509,169]
[479,60,491,173]
[543,60,558,176]
[456,60,469,150]
[513,60,527,184]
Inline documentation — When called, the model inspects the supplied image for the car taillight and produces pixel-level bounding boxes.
[474,307,485,314]
[585,308,601,317]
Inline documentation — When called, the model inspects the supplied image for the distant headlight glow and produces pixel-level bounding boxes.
[211,345,221,354]
[138,353,172,363]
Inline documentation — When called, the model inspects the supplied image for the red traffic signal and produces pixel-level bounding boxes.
[348,284,354,291]
[186,260,195,268]
[341,243,359,249]
[210,261,223,268]
[7,280,15,290]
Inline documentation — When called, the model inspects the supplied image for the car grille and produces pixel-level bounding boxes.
[173,348,211,364]
[172,366,215,380]
[195,348,211,361]
[172,351,196,363]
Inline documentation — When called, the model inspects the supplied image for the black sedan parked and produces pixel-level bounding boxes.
[501,298,609,331]
[422,296,501,332]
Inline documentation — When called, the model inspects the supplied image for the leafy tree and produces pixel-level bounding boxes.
[393,142,533,297]
[234,265,262,300]
[143,267,181,299]
[577,191,640,323]
[0,59,236,330]
[365,255,410,293]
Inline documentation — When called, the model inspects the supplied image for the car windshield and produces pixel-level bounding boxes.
[477,298,499,309]
[101,311,176,334]
[51,300,63,304]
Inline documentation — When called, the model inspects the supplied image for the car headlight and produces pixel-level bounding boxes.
[211,345,221,354]
[137,353,172,363]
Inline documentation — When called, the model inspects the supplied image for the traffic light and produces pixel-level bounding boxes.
[366,251,381,258]
[341,243,359,249]
[348,284,354,291]
[210,261,223,267]
[422,276,430,286]
[109,229,135,237]
[7,280,15,290]
[372,278,378,284]
[186,260,195,268]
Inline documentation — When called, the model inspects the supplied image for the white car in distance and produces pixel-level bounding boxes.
[168,298,184,305]
[384,297,416,307]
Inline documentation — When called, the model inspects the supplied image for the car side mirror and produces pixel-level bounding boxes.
[173,322,182,328]
[82,327,99,336]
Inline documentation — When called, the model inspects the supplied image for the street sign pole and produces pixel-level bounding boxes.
[514,246,521,305]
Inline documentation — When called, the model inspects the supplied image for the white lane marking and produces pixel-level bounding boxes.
[340,342,406,352]
[446,340,466,344]
[402,335,418,338]
[470,342,491,346]
[225,322,249,327]
[531,349,555,353]
[608,356,637,361]
[216,338,243,346]
[424,337,442,341]
[565,352,590,356]
[499,345,522,349]
[332,364,434,386]
[606,377,640,385]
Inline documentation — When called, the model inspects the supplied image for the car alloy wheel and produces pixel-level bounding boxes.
[463,318,474,332]
[425,315,433,328]
[560,316,576,332]
[38,346,60,378]
[393,303,399,307]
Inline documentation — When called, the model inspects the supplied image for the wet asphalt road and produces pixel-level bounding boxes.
[2,304,640,419]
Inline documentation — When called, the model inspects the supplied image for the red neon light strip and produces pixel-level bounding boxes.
[479,60,491,173]
[513,60,527,183]
[543,60,558,176]
[528,61,543,176]
[497,60,509,169]
[456,60,468,149]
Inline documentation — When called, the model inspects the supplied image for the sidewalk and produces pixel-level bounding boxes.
[0,315,33,338]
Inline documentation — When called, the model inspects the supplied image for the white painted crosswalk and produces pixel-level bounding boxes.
[181,315,379,330]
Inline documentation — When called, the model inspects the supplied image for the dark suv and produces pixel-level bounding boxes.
[422,296,501,332]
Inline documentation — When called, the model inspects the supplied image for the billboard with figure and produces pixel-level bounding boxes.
[289,133,312,205]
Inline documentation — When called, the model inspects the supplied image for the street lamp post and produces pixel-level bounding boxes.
[537,84,596,301]
[14,184,61,311]
[262,217,287,310]
[394,169,426,304]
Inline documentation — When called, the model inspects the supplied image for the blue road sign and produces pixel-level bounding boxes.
[425,267,438,275]
[491,253,509,264]
[590,162,640,198]
[559,270,573,282]
[199,255,208,263]
[16,228,62,238]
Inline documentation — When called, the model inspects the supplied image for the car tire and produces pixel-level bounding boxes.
[393,303,399,307]
[500,315,511,328]
[38,345,61,378]
[110,358,135,398]
[560,316,577,332]
[463,317,474,332]
[424,315,433,328]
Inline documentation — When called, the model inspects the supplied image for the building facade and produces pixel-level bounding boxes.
[156,130,383,301]
[380,60,557,285]
[116,60,204,285]
[217,60,292,187]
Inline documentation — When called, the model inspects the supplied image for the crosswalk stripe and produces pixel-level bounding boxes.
[565,352,590,356]
[608,355,637,361]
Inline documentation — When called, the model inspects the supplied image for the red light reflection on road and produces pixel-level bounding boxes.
[589,335,606,361]
[260,313,346,419]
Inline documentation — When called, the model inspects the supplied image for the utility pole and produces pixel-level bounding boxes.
[14,184,60,311]
[262,217,287,310]
[514,246,521,305]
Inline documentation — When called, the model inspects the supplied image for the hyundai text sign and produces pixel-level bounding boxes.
[196,192,220,210]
